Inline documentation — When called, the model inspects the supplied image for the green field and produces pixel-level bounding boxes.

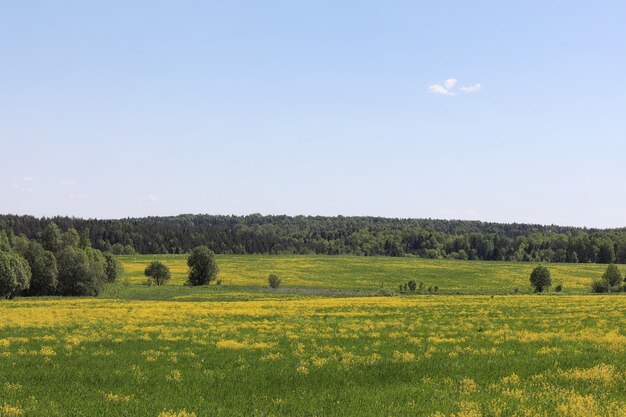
[2,255,626,417]
[117,254,605,295]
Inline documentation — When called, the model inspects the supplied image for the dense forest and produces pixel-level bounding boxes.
[1,214,625,263]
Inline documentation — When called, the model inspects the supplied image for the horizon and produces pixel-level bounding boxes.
[2,1,625,229]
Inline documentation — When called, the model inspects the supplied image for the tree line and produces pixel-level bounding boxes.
[0,224,122,298]
[0,214,625,263]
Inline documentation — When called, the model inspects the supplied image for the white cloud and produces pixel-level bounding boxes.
[21,176,35,182]
[135,195,161,203]
[62,179,78,185]
[429,79,481,96]
[68,193,88,200]
[460,83,481,93]
[428,84,455,96]
[444,78,458,89]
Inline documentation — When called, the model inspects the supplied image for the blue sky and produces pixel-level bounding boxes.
[1,1,625,227]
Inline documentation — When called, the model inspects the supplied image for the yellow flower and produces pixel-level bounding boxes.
[158,410,197,417]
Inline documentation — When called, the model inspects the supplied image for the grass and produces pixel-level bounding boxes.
[1,255,625,417]
[118,254,606,294]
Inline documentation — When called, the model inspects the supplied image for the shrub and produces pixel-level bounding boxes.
[0,251,31,298]
[187,246,219,286]
[144,261,171,286]
[417,281,425,294]
[555,283,563,293]
[407,280,417,293]
[591,279,609,293]
[530,265,552,293]
[603,264,623,287]
[268,273,282,289]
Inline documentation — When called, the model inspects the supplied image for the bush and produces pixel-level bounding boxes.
[144,261,171,286]
[530,265,552,293]
[407,280,417,293]
[591,279,609,293]
[603,264,623,287]
[0,251,31,298]
[104,253,124,283]
[555,283,563,293]
[268,273,282,289]
[187,246,219,286]
[24,242,58,295]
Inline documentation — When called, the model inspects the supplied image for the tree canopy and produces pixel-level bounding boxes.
[1,214,626,264]
[187,246,219,286]
[530,265,552,293]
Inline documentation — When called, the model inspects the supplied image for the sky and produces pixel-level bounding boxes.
[1,1,625,228]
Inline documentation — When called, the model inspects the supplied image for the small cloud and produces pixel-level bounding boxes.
[460,84,481,93]
[62,179,78,185]
[135,195,161,203]
[21,176,35,182]
[428,84,456,96]
[443,78,458,89]
[429,79,481,96]
[21,187,33,193]
[68,193,88,200]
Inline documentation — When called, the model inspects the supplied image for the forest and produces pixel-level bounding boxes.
[1,214,625,263]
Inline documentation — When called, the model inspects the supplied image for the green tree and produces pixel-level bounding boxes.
[187,246,219,286]
[79,229,91,249]
[268,273,282,289]
[41,223,62,253]
[603,264,623,288]
[144,261,171,285]
[530,265,552,293]
[0,251,31,298]
[24,242,58,295]
[11,234,30,256]
[62,228,80,249]
[598,242,616,264]
[0,230,12,252]
[104,253,123,283]
[86,248,108,286]
[56,247,103,296]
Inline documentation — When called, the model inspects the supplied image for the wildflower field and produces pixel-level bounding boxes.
[2,255,626,416]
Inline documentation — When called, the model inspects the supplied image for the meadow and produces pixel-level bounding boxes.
[118,254,606,294]
[2,255,626,417]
